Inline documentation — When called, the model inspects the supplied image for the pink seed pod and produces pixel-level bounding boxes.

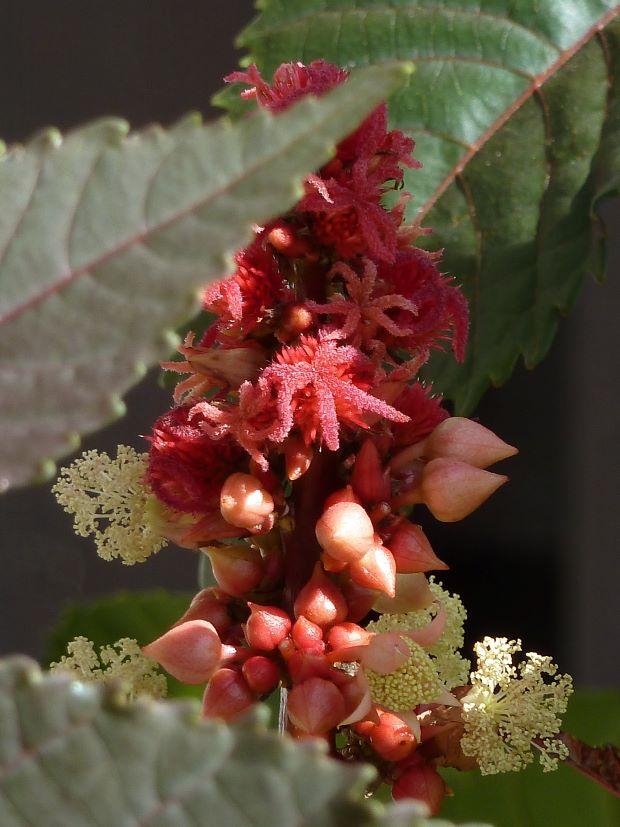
[370,711,418,762]
[220,472,275,533]
[202,667,256,721]
[387,521,448,574]
[242,655,280,695]
[175,587,232,636]
[283,435,314,481]
[419,458,507,522]
[424,417,518,469]
[293,563,348,627]
[351,439,391,504]
[323,485,362,510]
[244,603,292,651]
[315,502,375,563]
[143,619,222,684]
[287,677,346,735]
[326,622,371,651]
[349,543,396,597]
[292,616,325,654]
[205,545,264,597]
[392,759,447,813]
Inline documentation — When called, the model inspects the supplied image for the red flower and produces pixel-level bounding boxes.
[225,60,348,112]
[391,384,449,448]
[203,234,291,338]
[377,249,469,362]
[147,406,246,515]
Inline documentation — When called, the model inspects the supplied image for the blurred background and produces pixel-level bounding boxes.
[0,0,618,688]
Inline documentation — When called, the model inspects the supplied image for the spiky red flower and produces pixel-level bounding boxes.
[225,60,348,112]
[147,406,246,514]
[203,234,291,338]
[377,249,469,361]
[390,384,449,448]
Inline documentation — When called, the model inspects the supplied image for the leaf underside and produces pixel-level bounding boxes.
[0,64,407,491]
[221,0,620,412]
[0,656,472,827]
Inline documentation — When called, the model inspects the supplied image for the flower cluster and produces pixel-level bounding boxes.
[51,60,573,816]
[50,637,167,700]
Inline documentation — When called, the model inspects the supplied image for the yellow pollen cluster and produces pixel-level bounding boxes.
[365,638,444,711]
[50,636,167,700]
[461,637,573,775]
[52,446,168,564]
[367,579,470,688]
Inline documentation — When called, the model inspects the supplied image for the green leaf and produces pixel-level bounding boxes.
[0,656,469,826]
[44,589,200,699]
[0,63,408,492]
[225,1,620,412]
[440,690,620,826]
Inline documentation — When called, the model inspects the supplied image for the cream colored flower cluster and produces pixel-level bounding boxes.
[368,580,470,689]
[52,446,167,564]
[364,638,444,711]
[460,637,573,774]
[50,636,167,700]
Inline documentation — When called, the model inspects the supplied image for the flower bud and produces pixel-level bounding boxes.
[419,458,507,521]
[373,573,435,614]
[242,655,280,695]
[351,439,391,504]
[340,578,378,623]
[292,616,325,654]
[387,521,448,573]
[283,435,314,481]
[143,620,221,684]
[392,760,447,813]
[176,587,232,636]
[326,623,371,651]
[349,543,396,597]
[425,417,517,469]
[323,485,362,509]
[244,603,292,651]
[205,545,264,597]
[202,667,255,721]
[294,563,348,627]
[268,222,313,258]
[287,677,346,734]
[277,303,315,342]
[220,472,275,533]
[370,712,418,762]
[315,502,375,563]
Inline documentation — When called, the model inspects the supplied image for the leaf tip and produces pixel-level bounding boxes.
[134,361,148,379]
[35,458,57,485]
[108,395,127,419]
[160,329,181,352]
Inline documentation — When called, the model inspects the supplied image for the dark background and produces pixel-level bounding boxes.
[0,1,618,687]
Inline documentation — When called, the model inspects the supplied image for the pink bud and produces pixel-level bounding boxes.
[425,417,517,469]
[283,435,314,481]
[287,677,346,734]
[374,573,435,614]
[392,760,447,813]
[292,616,325,654]
[370,712,417,762]
[242,655,280,695]
[268,222,313,259]
[315,502,375,563]
[244,603,292,651]
[326,623,371,651]
[176,587,232,635]
[202,667,255,721]
[420,458,507,521]
[220,472,275,533]
[323,485,362,509]
[387,521,448,573]
[294,563,348,627]
[143,620,221,684]
[340,578,378,622]
[349,543,396,597]
[205,545,264,597]
[351,439,391,504]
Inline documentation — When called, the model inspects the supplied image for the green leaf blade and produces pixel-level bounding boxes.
[229,0,620,412]
[0,63,408,491]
